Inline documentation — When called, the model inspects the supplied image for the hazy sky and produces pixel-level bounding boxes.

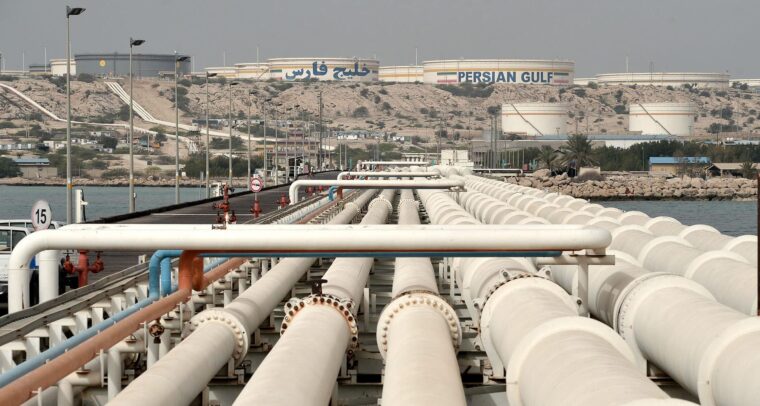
[0,0,757,77]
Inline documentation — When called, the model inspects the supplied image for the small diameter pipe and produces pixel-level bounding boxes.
[289,179,463,204]
[336,171,433,180]
[233,190,396,405]
[0,259,240,405]
[9,223,611,313]
[111,191,379,406]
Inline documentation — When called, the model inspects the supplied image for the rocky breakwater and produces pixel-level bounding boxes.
[508,171,757,200]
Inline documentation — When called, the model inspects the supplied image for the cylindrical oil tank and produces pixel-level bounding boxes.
[629,103,698,137]
[596,72,729,88]
[501,103,569,136]
[379,65,423,83]
[422,59,574,85]
[268,57,379,82]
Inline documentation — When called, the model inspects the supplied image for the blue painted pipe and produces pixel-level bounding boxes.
[148,250,182,298]
[0,257,228,389]
[328,186,337,201]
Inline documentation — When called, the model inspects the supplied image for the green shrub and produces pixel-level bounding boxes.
[76,73,95,83]
[352,106,369,118]
[0,157,20,177]
[436,83,494,98]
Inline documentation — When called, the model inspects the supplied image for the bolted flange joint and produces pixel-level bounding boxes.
[376,292,462,360]
[281,294,360,353]
[186,309,250,364]
[478,270,545,312]
[368,195,393,212]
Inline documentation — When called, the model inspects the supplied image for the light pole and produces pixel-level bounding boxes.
[228,81,239,187]
[204,72,217,197]
[65,6,85,224]
[128,37,144,213]
[263,97,272,184]
[247,89,254,189]
[174,54,189,204]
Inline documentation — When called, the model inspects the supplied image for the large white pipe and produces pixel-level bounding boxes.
[467,177,757,315]
[378,189,465,406]
[336,171,434,180]
[289,179,463,203]
[38,250,60,303]
[9,224,611,312]
[234,190,396,406]
[466,175,760,406]
[107,332,145,399]
[111,191,379,406]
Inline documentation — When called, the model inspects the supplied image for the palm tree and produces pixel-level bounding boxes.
[537,145,557,171]
[560,134,597,172]
[740,160,757,179]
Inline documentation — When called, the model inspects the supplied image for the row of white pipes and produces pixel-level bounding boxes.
[458,175,760,406]
[378,189,465,406]
[233,189,397,405]
[110,190,380,405]
[417,187,691,406]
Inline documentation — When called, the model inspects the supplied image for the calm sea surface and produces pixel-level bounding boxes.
[599,200,757,236]
[0,185,205,222]
[0,186,755,236]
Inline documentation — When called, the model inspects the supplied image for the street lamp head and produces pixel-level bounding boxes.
[66,6,85,16]
[206,72,218,78]
[130,38,145,47]
[176,56,190,62]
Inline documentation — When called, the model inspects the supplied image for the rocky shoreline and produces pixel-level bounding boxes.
[507,171,758,201]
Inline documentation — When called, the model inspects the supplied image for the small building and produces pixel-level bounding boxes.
[706,162,758,177]
[648,156,710,176]
[12,157,58,179]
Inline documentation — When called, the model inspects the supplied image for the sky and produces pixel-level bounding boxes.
[0,0,758,77]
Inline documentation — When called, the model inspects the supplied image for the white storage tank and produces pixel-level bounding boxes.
[379,65,423,83]
[501,103,569,136]
[422,59,574,85]
[629,102,697,137]
[596,72,729,88]
[268,57,379,82]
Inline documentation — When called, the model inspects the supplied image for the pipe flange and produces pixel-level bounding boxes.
[481,271,544,311]
[697,317,760,406]
[376,292,461,359]
[397,198,419,211]
[187,309,249,364]
[281,294,360,352]
[505,317,636,406]
[343,201,361,215]
[677,224,720,241]
[368,196,393,212]
[613,272,713,367]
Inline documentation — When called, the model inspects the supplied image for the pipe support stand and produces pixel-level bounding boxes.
[376,292,461,359]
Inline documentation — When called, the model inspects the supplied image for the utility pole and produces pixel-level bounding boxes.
[228,81,239,187]
[205,72,217,197]
[173,54,189,204]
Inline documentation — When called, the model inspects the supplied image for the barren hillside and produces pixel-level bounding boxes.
[2,76,759,139]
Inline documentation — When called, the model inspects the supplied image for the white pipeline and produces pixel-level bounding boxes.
[337,171,434,180]
[465,175,760,406]
[378,189,465,406]
[233,190,396,406]
[111,191,379,406]
[9,223,612,313]
[288,179,463,203]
